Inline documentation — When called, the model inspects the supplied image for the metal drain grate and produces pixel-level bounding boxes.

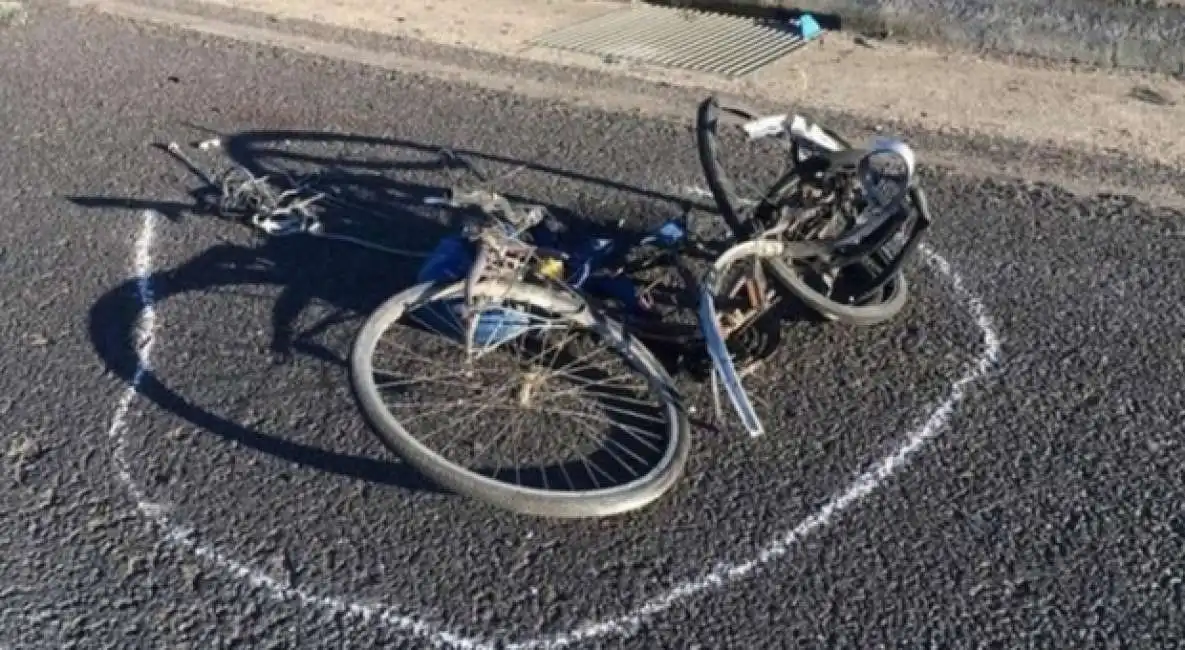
[529,4,817,78]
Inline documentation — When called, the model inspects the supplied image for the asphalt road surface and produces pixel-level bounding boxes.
[2,4,1184,649]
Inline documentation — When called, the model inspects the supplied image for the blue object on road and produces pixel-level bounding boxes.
[797,13,822,40]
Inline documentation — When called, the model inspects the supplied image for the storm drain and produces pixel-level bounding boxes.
[528,4,820,78]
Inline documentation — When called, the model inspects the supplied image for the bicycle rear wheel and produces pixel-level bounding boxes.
[695,96,909,326]
[759,172,910,326]
[349,278,691,518]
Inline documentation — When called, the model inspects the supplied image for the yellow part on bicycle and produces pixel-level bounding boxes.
[537,256,564,279]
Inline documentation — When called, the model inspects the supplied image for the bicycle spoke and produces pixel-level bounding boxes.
[535,405,667,445]
[535,374,657,407]
[559,414,649,479]
[560,407,665,456]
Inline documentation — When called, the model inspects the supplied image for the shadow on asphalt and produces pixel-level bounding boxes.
[77,128,723,495]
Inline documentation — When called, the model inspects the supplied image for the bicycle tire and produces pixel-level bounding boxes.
[349,278,691,518]
[763,253,909,326]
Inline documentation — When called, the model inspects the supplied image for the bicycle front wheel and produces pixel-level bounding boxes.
[349,279,691,518]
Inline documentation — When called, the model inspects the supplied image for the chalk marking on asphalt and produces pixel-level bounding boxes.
[108,197,1002,648]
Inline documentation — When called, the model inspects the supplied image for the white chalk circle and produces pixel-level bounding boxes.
[107,208,1002,649]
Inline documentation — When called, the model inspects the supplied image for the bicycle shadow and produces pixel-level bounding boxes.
[80,128,724,495]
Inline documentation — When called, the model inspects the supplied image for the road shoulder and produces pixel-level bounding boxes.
[63,0,1185,206]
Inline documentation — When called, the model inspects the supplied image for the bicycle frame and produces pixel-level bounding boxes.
[164,113,930,444]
